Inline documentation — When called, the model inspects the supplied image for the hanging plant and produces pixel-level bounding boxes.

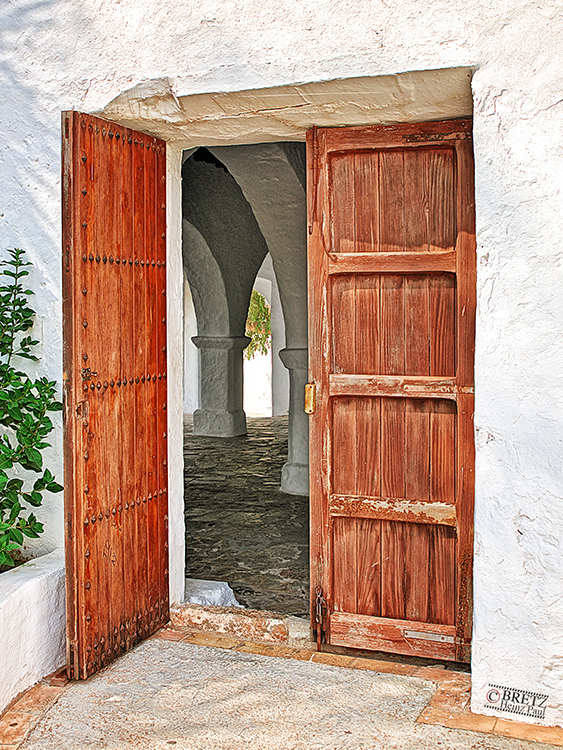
[0,248,63,571]
[245,290,272,360]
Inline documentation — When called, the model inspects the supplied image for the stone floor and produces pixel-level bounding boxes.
[184,416,309,617]
[13,632,563,750]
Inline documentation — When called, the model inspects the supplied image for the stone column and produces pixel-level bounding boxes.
[278,347,309,495]
[192,335,250,437]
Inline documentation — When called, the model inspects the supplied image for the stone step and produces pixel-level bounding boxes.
[170,603,311,648]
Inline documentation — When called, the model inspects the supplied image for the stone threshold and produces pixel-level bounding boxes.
[3,618,563,748]
[170,602,311,647]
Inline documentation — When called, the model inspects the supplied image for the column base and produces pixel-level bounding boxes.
[281,461,309,496]
[193,408,247,438]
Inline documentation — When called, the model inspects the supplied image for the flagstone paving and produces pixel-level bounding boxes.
[183,416,309,616]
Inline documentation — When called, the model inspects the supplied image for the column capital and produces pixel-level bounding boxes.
[278,347,308,371]
[192,335,251,351]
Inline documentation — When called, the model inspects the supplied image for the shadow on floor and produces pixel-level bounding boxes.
[184,415,309,616]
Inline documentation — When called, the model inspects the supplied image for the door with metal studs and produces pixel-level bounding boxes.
[62,111,169,679]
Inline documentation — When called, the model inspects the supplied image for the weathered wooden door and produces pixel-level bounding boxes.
[307,120,475,662]
[62,111,169,679]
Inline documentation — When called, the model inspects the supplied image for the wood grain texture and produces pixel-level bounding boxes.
[329,611,457,660]
[328,251,456,274]
[332,517,357,613]
[324,119,472,151]
[329,374,463,399]
[309,119,474,661]
[454,138,476,661]
[331,274,456,378]
[307,126,332,630]
[329,496,456,525]
[156,139,169,624]
[356,518,381,616]
[62,112,168,680]
[355,152,379,252]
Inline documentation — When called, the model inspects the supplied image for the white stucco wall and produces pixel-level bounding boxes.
[1,0,563,727]
[0,550,66,713]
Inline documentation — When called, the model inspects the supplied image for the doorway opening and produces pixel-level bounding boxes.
[181,144,310,617]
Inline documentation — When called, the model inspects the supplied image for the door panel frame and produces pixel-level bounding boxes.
[307,120,476,662]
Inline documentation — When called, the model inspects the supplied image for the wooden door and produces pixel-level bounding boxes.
[308,120,475,662]
[62,111,169,679]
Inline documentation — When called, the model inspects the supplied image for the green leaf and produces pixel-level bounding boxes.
[8,528,23,545]
[22,526,41,539]
[23,491,43,506]
[23,447,43,472]
[0,247,61,558]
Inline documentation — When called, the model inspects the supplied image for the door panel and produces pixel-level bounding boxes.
[62,111,169,679]
[308,120,475,662]
[331,273,456,376]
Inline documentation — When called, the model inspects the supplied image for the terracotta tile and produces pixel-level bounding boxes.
[12,684,63,714]
[288,649,316,662]
[413,666,453,682]
[349,657,416,677]
[182,631,239,649]
[0,745,20,749]
[233,643,297,658]
[445,709,497,733]
[494,718,563,746]
[441,673,472,689]
[310,652,354,668]
[0,711,36,744]
[417,704,498,733]
[428,683,471,712]
[152,628,188,642]
[417,706,446,725]
[44,666,69,687]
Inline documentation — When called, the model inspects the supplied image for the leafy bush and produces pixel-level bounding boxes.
[0,248,62,570]
[245,290,271,360]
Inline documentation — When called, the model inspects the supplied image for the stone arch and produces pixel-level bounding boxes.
[182,219,228,337]
[182,148,269,437]
[208,143,309,494]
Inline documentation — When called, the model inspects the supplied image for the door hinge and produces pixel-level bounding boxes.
[314,586,326,651]
[67,642,76,680]
[304,383,316,414]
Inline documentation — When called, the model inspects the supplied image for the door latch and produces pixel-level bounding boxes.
[81,367,97,382]
[314,586,326,651]
[304,383,316,414]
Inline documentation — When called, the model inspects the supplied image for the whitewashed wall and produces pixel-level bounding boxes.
[1,0,563,727]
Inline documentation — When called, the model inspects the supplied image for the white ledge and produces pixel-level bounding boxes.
[0,549,66,713]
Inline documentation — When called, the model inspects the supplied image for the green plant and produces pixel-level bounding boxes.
[0,248,62,569]
[245,290,271,360]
